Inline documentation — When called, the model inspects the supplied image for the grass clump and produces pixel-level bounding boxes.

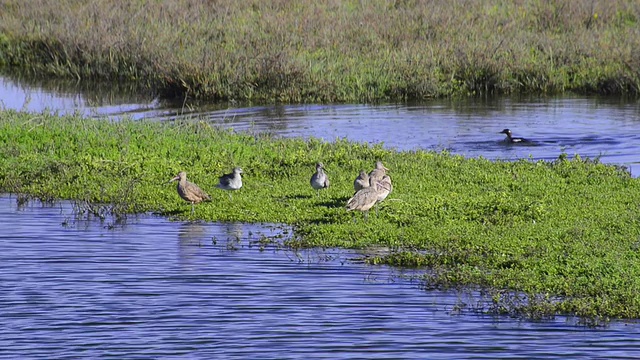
[2,110,640,322]
[1,0,640,102]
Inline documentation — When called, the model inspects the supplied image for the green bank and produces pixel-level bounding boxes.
[1,0,640,102]
[2,110,640,322]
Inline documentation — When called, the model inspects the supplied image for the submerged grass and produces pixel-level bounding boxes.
[1,0,640,102]
[2,110,640,322]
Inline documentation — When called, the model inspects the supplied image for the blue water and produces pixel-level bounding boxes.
[2,195,640,359]
[3,75,640,358]
[1,75,639,176]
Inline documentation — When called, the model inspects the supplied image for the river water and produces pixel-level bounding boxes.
[2,74,639,176]
[2,75,640,358]
[2,195,640,359]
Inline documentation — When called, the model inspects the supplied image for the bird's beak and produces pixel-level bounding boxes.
[375,181,391,191]
[168,176,179,183]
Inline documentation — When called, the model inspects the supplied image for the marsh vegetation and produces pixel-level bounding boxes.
[1,0,639,102]
[1,110,640,322]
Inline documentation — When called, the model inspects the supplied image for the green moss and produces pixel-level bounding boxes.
[2,110,640,321]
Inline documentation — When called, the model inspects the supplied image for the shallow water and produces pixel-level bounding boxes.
[3,74,640,357]
[1,74,639,176]
[2,195,640,359]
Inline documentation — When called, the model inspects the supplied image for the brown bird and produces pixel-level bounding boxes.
[353,170,370,193]
[368,161,389,184]
[374,175,393,216]
[310,162,330,195]
[169,171,210,214]
[346,180,389,222]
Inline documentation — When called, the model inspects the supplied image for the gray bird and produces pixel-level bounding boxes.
[169,171,211,214]
[346,180,389,222]
[374,175,393,216]
[217,167,243,200]
[310,162,330,195]
[353,170,370,193]
[368,161,389,184]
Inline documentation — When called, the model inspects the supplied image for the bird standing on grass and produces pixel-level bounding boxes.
[368,161,389,184]
[217,167,243,200]
[310,162,330,195]
[346,180,390,222]
[373,175,393,216]
[169,171,210,214]
[499,129,530,143]
[353,170,370,193]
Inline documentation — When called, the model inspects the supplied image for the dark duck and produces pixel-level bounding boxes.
[499,129,530,144]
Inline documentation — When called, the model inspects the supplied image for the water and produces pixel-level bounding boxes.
[3,75,640,357]
[2,195,640,359]
[2,74,639,176]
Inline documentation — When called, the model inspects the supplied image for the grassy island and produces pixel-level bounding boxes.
[1,0,640,102]
[1,110,640,323]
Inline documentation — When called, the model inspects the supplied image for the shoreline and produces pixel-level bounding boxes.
[1,109,640,321]
[1,0,639,102]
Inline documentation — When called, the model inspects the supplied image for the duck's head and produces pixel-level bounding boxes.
[233,167,243,174]
[499,129,512,136]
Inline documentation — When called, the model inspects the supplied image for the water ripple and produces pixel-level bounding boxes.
[1,195,640,359]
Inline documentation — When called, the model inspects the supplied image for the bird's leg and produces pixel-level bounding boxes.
[227,192,233,201]
[191,203,195,215]
[375,204,379,217]
[364,211,369,222]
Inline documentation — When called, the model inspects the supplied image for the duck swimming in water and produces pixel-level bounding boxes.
[499,129,530,144]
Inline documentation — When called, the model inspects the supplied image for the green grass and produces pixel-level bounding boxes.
[2,110,640,322]
[1,0,640,102]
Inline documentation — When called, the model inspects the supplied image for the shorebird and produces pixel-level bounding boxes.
[169,171,210,214]
[374,175,393,216]
[368,161,389,184]
[353,170,370,193]
[499,129,530,144]
[217,167,243,200]
[310,162,330,195]
[346,180,389,222]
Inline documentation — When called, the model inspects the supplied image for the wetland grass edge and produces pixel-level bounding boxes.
[2,110,640,323]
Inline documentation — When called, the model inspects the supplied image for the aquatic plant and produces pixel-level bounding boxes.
[2,110,640,323]
[1,0,639,102]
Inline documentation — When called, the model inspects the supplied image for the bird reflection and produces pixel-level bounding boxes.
[225,222,243,241]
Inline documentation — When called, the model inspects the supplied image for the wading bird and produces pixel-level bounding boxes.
[346,180,389,222]
[169,171,210,214]
[353,170,370,193]
[368,161,389,184]
[374,175,393,216]
[310,162,330,195]
[217,167,243,200]
[499,129,530,144]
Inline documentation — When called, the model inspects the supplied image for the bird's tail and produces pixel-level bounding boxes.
[345,196,356,211]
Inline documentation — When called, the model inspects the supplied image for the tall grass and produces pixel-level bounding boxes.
[1,0,639,102]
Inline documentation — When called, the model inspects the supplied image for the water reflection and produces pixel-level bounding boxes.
[1,73,639,176]
[2,194,640,358]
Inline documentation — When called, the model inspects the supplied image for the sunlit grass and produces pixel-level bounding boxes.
[2,110,640,322]
[1,0,639,101]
